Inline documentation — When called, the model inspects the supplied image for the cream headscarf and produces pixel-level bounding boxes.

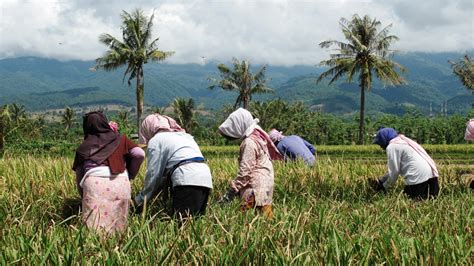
[218,108,259,139]
[219,108,283,161]
[139,114,185,144]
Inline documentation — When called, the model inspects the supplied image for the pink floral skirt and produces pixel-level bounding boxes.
[81,174,131,233]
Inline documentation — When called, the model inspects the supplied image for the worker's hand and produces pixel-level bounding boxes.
[131,200,144,214]
[368,178,385,192]
[217,189,238,204]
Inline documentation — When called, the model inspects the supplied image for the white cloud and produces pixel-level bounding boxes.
[0,0,472,65]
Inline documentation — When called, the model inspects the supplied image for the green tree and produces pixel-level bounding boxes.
[209,58,272,109]
[94,9,174,133]
[151,106,166,114]
[172,98,197,133]
[250,99,289,130]
[117,110,130,128]
[449,54,474,90]
[317,14,405,144]
[0,104,11,157]
[61,107,75,132]
[10,103,26,125]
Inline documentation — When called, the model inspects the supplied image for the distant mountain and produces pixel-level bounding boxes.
[0,52,472,115]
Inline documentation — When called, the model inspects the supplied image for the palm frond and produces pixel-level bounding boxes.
[148,50,175,61]
[253,65,267,83]
[141,12,155,47]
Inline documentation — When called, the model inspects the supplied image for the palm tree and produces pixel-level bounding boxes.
[250,99,289,130]
[94,9,174,134]
[449,54,473,90]
[10,103,26,125]
[150,106,166,114]
[317,14,405,144]
[61,107,75,132]
[172,98,197,133]
[209,58,272,109]
[117,110,130,128]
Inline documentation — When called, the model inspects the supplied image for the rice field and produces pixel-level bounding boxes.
[1,145,473,264]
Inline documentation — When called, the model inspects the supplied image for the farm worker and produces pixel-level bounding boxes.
[72,111,145,233]
[268,129,316,166]
[464,119,474,189]
[465,119,474,141]
[134,114,213,219]
[217,108,283,218]
[372,127,440,199]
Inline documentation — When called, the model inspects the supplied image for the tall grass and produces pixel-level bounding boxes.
[1,146,473,264]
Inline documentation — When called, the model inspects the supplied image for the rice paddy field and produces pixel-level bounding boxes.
[1,145,473,264]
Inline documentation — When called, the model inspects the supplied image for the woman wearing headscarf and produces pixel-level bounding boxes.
[465,119,474,142]
[268,129,316,166]
[464,119,474,189]
[72,111,145,233]
[372,127,440,199]
[218,108,283,218]
[134,114,213,219]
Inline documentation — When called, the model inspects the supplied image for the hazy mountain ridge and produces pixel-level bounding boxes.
[0,52,472,115]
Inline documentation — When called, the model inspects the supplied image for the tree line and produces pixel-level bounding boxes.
[1,100,472,157]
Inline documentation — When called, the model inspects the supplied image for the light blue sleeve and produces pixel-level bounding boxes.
[303,139,316,155]
[134,144,168,206]
[278,142,290,161]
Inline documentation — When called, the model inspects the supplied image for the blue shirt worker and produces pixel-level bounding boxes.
[268,129,316,166]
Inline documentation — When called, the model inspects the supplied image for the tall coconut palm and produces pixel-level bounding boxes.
[449,54,474,91]
[94,9,174,134]
[172,98,197,133]
[209,58,272,109]
[317,14,405,144]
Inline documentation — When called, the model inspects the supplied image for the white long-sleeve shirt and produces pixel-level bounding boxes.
[380,142,435,189]
[135,131,213,206]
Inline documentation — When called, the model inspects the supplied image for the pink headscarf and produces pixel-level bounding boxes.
[390,135,439,178]
[268,129,285,142]
[465,119,474,141]
[139,114,185,144]
[219,108,283,161]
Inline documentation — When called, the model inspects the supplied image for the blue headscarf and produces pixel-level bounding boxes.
[373,128,398,149]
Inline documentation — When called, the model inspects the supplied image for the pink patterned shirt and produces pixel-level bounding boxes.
[231,135,274,206]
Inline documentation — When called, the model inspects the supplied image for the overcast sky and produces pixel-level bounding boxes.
[0,0,473,65]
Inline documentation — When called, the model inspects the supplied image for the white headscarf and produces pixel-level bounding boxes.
[218,108,259,139]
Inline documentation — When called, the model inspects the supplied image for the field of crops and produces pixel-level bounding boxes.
[1,145,473,264]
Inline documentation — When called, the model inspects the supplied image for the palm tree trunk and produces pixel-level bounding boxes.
[233,100,239,110]
[358,80,366,145]
[136,67,144,137]
[243,95,249,109]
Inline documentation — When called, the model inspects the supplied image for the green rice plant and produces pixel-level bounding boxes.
[1,146,473,264]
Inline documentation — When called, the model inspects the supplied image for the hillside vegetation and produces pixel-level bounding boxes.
[0,52,472,114]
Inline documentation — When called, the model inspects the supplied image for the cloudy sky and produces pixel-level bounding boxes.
[0,0,472,65]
